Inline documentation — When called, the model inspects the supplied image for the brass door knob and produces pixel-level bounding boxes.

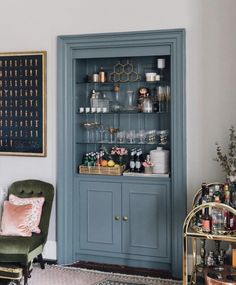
[123,216,128,221]
[114,216,120,221]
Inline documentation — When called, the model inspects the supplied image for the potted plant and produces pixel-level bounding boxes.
[215,126,236,183]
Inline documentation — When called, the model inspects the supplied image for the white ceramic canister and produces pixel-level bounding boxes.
[150,147,169,174]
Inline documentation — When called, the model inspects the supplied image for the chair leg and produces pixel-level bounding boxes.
[23,261,33,285]
[23,267,29,285]
[38,253,45,269]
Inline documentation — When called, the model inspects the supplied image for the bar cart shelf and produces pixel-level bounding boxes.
[183,183,236,285]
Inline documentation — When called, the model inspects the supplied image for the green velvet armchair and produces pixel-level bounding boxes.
[0,180,54,285]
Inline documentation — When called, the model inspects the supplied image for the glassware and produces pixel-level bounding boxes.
[82,121,100,143]
[155,86,165,112]
[111,85,123,112]
[82,122,95,143]
[137,130,146,144]
[125,91,137,112]
[126,130,136,144]
[145,130,157,144]
[108,127,119,143]
[158,130,169,145]
[117,131,126,143]
[141,96,153,113]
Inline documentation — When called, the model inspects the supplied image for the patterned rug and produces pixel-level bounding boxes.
[0,265,183,285]
[96,281,147,285]
[24,265,182,285]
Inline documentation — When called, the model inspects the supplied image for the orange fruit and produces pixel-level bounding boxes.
[101,160,108,167]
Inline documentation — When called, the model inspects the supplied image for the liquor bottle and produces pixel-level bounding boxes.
[212,196,225,234]
[99,150,104,166]
[217,249,225,266]
[129,150,136,172]
[214,184,223,203]
[96,152,100,166]
[135,150,142,173]
[201,182,209,215]
[83,153,89,166]
[138,149,144,172]
[224,184,234,230]
[230,182,236,208]
[206,251,217,267]
[202,207,211,233]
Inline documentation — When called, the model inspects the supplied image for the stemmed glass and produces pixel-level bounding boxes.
[126,130,136,144]
[117,131,126,143]
[138,130,146,144]
[108,127,119,143]
[82,122,95,142]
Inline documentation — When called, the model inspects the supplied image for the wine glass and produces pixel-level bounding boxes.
[108,127,119,143]
[126,130,136,144]
[117,131,126,143]
[138,129,146,144]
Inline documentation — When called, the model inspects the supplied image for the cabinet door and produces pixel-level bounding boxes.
[122,183,170,259]
[79,181,122,252]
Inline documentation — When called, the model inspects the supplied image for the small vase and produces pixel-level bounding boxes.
[144,167,153,174]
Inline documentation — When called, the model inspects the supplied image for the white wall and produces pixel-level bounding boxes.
[0,0,235,259]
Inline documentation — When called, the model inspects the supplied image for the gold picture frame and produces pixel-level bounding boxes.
[0,51,47,156]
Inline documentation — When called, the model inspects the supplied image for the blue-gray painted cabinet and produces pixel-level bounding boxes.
[57,29,186,278]
[75,179,170,269]
[78,181,122,253]
[122,182,170,260]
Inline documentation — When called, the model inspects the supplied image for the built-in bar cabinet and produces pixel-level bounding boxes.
[57,29,186,278]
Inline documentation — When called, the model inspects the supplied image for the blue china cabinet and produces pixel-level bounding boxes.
[57,29,186,278]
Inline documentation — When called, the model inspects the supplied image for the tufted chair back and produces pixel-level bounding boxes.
[8,179,54,242]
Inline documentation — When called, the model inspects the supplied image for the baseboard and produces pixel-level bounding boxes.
[42,242,195,275]
[45,259,57,265]
[43,240,57,260]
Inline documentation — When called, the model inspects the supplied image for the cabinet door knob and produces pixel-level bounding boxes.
[114,216,120,221]
[123,216,128,221]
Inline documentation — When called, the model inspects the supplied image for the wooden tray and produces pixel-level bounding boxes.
[79,165,125,176]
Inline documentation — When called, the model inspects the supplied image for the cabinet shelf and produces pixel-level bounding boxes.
[76,111,169,115]
[76,80,170,86]
[76,141,166,146]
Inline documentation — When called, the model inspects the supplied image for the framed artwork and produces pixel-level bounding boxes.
[0,51,47,156]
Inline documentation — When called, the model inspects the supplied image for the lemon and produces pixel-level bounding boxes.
[108,160,115,167]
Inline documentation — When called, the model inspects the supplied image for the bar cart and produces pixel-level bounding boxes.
[183,183,236,285]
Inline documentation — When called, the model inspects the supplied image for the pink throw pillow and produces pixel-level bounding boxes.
[9,194,45,234]
[0,201,32,237]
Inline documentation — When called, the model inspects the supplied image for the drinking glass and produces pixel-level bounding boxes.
[82,122,95,143]
[108,127,119,143]
[125,91,137,111]
[126,130,136,144]
[158,130,169,145]
[146,130,157,144]
[138,130,146,144]
[117,131,126,143]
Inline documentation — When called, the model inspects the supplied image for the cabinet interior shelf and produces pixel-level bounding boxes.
[76,80,170,86]
[76,111,169,115]
[76,141,167,146]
